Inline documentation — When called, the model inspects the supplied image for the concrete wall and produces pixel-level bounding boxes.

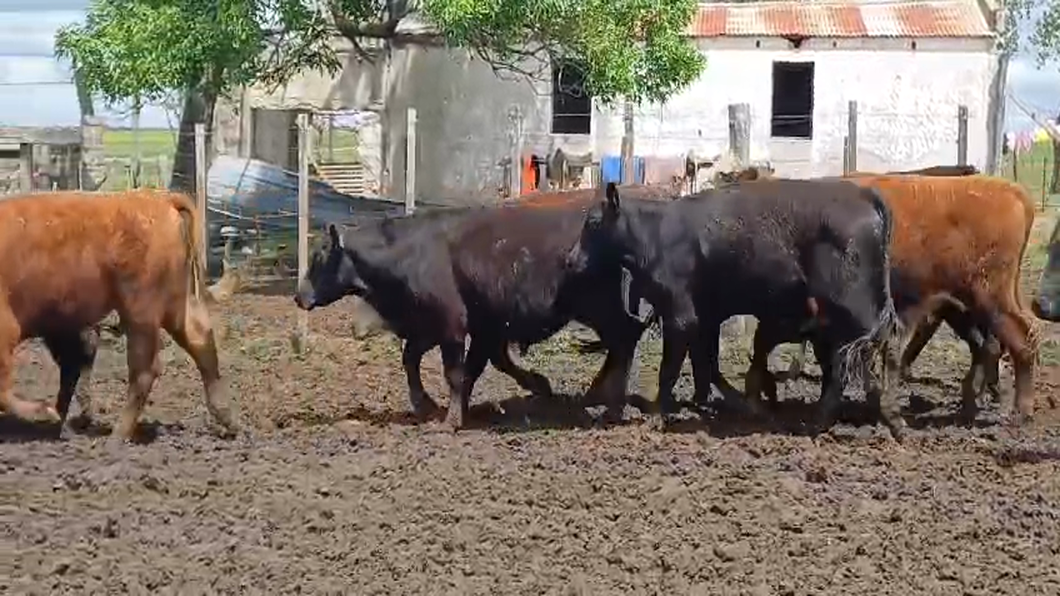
[382,45,592,206]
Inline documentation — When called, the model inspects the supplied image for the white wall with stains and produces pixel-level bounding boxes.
[393,35,997,201]
[591,36,998,179]
[237,34,998,204]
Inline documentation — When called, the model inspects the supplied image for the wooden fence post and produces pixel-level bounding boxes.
[843,136,851,175]
[18,142,33,193]
[726,103,753,341]
[194,123,208,268]
[1042,153,1048,212]
[297,112,311,345]
[405,107,417,215]
[846,100,858,173]
[622,99,635,184]
[957,105,969,166]
[727,103,750,167]
[158,155,171,189]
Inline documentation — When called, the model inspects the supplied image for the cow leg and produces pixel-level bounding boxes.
[864,332,906,441]
[980,333,1003,403]
[782,341,811,383]
[112,326,162,442]
[986,307,1039,425]
[0,307,58,424]
[811,336,845,434]
[401,338,441,420]
[941,310,999,422]
[690,321,745,409]
[42,329,100,437]
[441,340,468,430]
[488,341,553,398]
[746,323,789,411]
[163,300,240,437]
[898,312,943,380]
[657,324,692,425]
[582,340,636,422]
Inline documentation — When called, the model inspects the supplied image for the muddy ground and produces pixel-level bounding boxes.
[4,241,1060,593]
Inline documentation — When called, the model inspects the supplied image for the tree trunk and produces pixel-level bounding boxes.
[73,67,94,118]
[170,87,217,195]
[1052,137,1060,194]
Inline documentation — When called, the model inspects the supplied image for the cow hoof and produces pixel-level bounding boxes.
[411,398,442,422]
[601,404,625,426]
[810,416,835,437]
[105,435,135,452]
[1001,412,1033,428]
[211,423,242,440]
[882,418,907,443]
[957,407,978,427]
[444,408,466,431]
[29,404,61,425]
[657,414,679,431]
[66,413,94,433]
[531,378,554,399]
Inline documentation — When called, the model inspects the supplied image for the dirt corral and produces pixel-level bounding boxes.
[5,254,1060,593]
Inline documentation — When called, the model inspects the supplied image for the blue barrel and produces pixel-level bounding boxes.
[600,155,645,185]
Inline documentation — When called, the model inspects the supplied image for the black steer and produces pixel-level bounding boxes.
[294,200,649,429]
[570,181,905,438]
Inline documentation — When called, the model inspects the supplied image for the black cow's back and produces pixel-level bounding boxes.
[642,178,891,321]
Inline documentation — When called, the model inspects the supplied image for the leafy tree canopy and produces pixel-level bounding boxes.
[56,0,705,110]
[55,0,339,107]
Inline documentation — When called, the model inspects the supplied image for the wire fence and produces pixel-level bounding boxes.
[3,101,1060,302]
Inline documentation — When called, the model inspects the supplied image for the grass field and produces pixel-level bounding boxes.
[100,127,360,190]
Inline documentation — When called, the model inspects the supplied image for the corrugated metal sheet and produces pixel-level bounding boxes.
[689,1,992,38]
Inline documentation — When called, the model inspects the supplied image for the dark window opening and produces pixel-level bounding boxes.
[551,59,591,135]
[771,61,814,139]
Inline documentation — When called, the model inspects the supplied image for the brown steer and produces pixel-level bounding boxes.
[0,189,239,440]
[753,174,1041,422]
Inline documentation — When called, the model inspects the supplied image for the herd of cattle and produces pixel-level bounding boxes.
[0,164,1058,445]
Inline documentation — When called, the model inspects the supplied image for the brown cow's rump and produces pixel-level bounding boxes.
[0,189,239,440]
[844,174,1041,419]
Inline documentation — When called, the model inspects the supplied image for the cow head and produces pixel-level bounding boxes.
[294,223,367,311]
[1033,220,1060,322]
[568,183,653,321]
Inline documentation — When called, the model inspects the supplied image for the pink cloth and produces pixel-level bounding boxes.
[643,156,686,186]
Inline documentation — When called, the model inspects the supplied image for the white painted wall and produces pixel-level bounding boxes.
[394,35,998,200]
[593,36,998,179]
[235,34,999,204]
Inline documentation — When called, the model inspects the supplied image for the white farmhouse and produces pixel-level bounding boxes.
[235,0,1004,206]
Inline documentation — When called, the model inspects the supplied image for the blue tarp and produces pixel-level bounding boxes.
[206,155,406,232]
[600,155,646,185]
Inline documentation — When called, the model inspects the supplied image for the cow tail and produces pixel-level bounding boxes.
[168,192,207,303]
[839,188,901,387]
[1012,183,1043,356]
[870,187,899,338]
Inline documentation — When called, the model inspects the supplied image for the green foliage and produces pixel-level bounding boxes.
[1005,0,1060,61]
[58,0,703,112]
[54,0,341,108]
[417,0,705,104]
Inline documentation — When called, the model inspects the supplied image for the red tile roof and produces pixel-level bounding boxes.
[689,1,993,38]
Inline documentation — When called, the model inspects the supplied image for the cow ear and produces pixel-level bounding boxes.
[328,224,344,249]
[605,182,620,213]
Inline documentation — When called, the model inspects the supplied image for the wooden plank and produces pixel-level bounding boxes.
[194,124,208,267]
[297,113,311,344]
[406,107,417,214]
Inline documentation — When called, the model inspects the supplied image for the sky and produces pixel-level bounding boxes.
[1,1,1059,132]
